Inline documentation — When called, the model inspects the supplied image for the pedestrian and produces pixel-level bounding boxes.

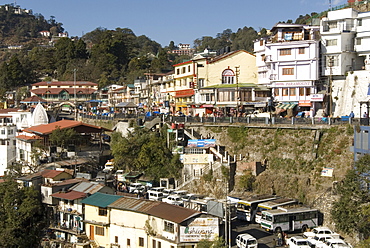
[277,231,282,246]
[349,111,355,118]
[284,232,288,247]
[363,112,368,118]
[272,238,277,248]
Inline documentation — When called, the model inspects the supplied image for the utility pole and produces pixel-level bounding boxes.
[328,57,334,117]
[235,66,240,117]
[73,68,77,120]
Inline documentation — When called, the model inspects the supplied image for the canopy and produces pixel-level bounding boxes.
[115,102,137,108]
[276,102,297,110]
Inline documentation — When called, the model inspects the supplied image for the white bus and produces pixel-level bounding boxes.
[235,195,278,222]
[255,198,297,224]
[260,206,319,233]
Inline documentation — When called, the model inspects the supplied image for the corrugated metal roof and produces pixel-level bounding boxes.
[70,182,104,194]
[109,197,200,224]
[81,192,122,208]
[51,190,87,200]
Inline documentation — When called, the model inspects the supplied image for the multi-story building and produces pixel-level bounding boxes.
[320,7,370,117]
[171,43,196,56]
[254,23,321,117]
[82,192,220,248]
[0,116,17,175]
[30,81,98,105]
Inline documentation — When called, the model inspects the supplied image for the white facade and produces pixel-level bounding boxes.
[0,122,17,175]
[254,23,321,114]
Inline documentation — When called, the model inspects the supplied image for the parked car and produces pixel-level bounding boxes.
[306,234,335,248]
[162,195,183,206]
[303,227,340,239]
[287,236,310,248]
[129,183,145,194]
[320,239,352,248]
[147,190,164,201]
[236,233,258,248]
[182,193,204,202]
[162,189,174,197]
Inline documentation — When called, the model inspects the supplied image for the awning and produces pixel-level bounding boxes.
[276,103,297,109]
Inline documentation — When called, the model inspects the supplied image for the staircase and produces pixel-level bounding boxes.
[144,117,161,129]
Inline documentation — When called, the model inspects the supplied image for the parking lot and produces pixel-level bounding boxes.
[231,220,304,248]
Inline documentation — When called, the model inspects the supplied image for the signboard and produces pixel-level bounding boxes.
[188,139,216,148]
[179,218,219,242]
[273,81,312,87]
[321,167,334,177]
[310,94,324,102]
[182,154,214,164]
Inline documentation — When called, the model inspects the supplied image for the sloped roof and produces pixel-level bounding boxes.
[51,190,87,200]
[69,181,105,194]
[109,197,201,224]
[16,134,42,141]
[41,169,68,179]
[32,81,98,87]
[22,119,111,135]
[208,50,255,64]
[115,102,137,108]
[20,95,47,103]
[31,88,97,95]
[81,192,122,208]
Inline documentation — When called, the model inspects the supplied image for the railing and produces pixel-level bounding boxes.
[80,113,367,126]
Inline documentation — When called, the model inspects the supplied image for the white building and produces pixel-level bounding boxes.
[0,117,17,175]
[254,23,321,116]
[320,7,370,117]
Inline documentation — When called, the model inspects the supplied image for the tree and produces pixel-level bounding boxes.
[0,180,46,247]
[49,126,78,150]
[197,237,227,248]
[331,155,370,239]
[238,170,256,191]
[111,126,183,182]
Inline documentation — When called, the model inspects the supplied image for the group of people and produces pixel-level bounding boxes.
[274,231,288,247]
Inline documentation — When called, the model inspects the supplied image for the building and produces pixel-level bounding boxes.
[30,81,98,105]
[81,192,220,248]
[171,43,196,56]
[254,23,321,117]
[0,116,17,175]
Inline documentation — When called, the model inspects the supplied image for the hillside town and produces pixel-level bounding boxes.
[0,2,370,248]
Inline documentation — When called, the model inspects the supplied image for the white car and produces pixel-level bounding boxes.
[236,233,258,248]
[162,195,183,206]
[303,227,340,239]
[129,183,145,194]
[320,239,352,248]
[306,234,335,248]
[287,236,310,248]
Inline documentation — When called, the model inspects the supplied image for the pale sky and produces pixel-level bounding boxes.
[5,0,348,47]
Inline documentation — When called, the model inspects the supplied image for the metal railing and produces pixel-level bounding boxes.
[80,113,367,127]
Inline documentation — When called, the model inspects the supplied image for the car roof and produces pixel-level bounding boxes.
[237,233,256,239]
[291,236,307,241]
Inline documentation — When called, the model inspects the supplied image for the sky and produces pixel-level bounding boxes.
[4,0,348,47]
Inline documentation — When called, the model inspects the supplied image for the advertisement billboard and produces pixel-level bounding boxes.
[187,139,216,148]
[179,218,219,242]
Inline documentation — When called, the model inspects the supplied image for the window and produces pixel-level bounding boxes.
[282,88,289,96]
[182,67,185,73]
[95,226,104,236]
[115,236,118,243]
[326,39,337,46]
[306,88,311,96]
[298,47,305,54]
[260,40,263,46]
[282,68,294,75]
[164,221,175,233]
[198,78,205,88]
[279,49,291,56]
[356,38,362,45]
[222,69,235,84]
[98,207,107,216]
[176,69,180,75]
[274,88,279,96]
[328,21,337,29]
[152,240,156,248]
[0,129,4,135]
[127,239,131,246]
[289,88,296,96]
[158,241,161,248]
[8,129,13,135]
[139,237,144,247]
[358,19,362,26]
[326,55,339,67]
[299,88,305,96]
[188,65,191,72]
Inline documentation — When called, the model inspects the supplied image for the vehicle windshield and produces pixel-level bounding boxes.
[297,241,308,245]
[247,240,257,245]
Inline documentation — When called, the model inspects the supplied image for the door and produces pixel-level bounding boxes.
[90,225,94,240]
[289,216,294,231]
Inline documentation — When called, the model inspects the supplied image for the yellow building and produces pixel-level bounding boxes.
[82,193,220,248]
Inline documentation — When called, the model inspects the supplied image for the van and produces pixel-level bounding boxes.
[147,190,164,201]
[236,234,258,248]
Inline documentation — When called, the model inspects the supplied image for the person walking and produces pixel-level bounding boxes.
[349,111,355,118]
[277,231,282,246]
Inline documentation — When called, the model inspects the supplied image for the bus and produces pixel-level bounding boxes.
[260,206,319,233]
[235,195,278,223]
[255,198,297,224]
